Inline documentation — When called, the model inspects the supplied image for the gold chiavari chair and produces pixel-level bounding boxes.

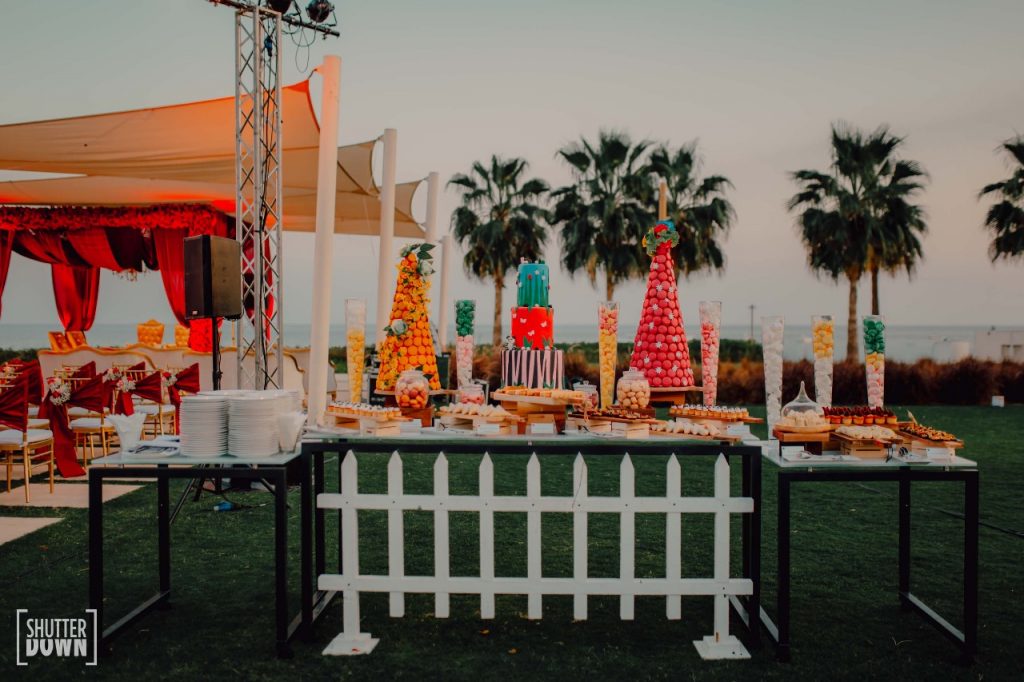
[67,376,115,464]
[121,368,174,438]
[0,381,55,503]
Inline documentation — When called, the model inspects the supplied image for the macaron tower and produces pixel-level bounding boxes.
[375,243,441,392]
[628,221,695,388]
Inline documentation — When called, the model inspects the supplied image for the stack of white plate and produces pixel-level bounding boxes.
[227,393,282,457]
[179,395,229,457]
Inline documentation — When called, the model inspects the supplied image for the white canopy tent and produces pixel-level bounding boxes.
[0,80,424,236]
[0,68,451,418]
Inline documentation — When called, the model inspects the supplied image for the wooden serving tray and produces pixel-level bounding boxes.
[492,391,583,406]
[650,429,741,444]
[774,423,835,434]
[898,431,964,449]
[671,413,763,425]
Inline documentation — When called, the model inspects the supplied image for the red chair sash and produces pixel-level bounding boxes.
[0,381,28,432]
[36,377,98,479]
[166,363,200,435]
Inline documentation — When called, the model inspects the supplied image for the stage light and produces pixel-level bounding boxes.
[305,0,333,23]
[265,0,294,14]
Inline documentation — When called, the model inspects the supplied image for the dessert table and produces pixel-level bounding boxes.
[749,448,979,662]
[88,447,331,659]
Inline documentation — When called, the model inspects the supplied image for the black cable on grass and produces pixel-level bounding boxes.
[852,482,1023,539]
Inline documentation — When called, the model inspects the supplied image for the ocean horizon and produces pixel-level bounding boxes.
[1,321,1014,363]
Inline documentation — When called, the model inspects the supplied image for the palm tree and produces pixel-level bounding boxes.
[979,136,1024,262]
[549,131,654,300]
[789,123,928,360]
[449,156,549,346]
[646,142,735,280]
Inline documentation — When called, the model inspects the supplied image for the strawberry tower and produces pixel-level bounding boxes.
[375,243,441,392]
[629,220,695,388]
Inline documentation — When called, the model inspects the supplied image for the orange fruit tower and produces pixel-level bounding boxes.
[375,243,442,392]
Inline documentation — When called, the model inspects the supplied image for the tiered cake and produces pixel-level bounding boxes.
[501,261,564,388]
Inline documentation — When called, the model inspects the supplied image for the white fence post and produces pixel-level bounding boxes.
[572,454,588,621]
[619,454,635,621]
[479,453,496,618]
[434,453,451,618]
[692,454,750,660]
[665,454,682,620]
[387,452,405,617]
[322,451,379,655]
[526,453,542,619]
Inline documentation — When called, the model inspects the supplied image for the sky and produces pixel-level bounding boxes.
[1,0,1022,337]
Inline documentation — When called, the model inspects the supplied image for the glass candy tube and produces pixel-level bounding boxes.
[699,301,722,406]
[345,299,367,402]
[863,315,886,408]
[598,301,619,407]
[811,314,834,406]
[761,316,785,436]
[454,299,476,388]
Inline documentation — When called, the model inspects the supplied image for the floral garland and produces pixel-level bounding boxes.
[0,204,231,233]
[46,377,71,406]
[103,368,123,383]
[643,220,680,256]
[116,375,137,393]
[162,371,178,388]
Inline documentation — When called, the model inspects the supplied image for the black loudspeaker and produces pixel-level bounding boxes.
[184,235,243,320]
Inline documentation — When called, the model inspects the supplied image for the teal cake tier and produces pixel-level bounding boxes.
[516,262,550,308]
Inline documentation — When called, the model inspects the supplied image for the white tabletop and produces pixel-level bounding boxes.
[763,445,977,471]
[100,449,302,467]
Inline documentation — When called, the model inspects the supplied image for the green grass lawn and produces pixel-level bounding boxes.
[1,405,1021,680]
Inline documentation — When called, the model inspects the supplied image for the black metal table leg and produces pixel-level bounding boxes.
[963,472,979,661]
[273,468,292,658]
[157,465,171,604]
[299,447,314,640]
[898,475,911,610]
[314,445,326,579]
[88,469,104,650]
[777,473,792,663]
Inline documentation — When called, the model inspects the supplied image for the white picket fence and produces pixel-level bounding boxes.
[318,451,753,660]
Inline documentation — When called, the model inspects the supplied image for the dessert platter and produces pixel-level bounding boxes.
[567,406,659,438]
[437,403,520,434]
[899,421,964,449]
[832,424,902,458]
[822,406,899,426]
[650,419,740,443]
[327,401,411,436]
[669,404,760,424]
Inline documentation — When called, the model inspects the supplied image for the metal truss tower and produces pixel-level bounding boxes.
[233,4,284,389]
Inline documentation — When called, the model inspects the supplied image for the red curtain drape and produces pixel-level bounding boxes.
[51,264,100,332]
[0,229,12,320]
[152,227,187,326]
[65,227,122,270]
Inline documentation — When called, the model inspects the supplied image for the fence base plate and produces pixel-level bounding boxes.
[323,633,379,656]
[693,635,750,660]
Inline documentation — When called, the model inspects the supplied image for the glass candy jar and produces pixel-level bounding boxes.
[616,368,651,410]
[457,383,485,405]
[779,381,825,428]
[573,381,600,411]
[395,369,430,409]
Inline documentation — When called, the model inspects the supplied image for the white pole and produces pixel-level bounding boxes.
[438,234,452,348]
[307,55,341,426]
[425,172,448,347]
[375,128,398,347]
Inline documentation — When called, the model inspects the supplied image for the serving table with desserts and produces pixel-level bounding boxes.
[748,445,978,663]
